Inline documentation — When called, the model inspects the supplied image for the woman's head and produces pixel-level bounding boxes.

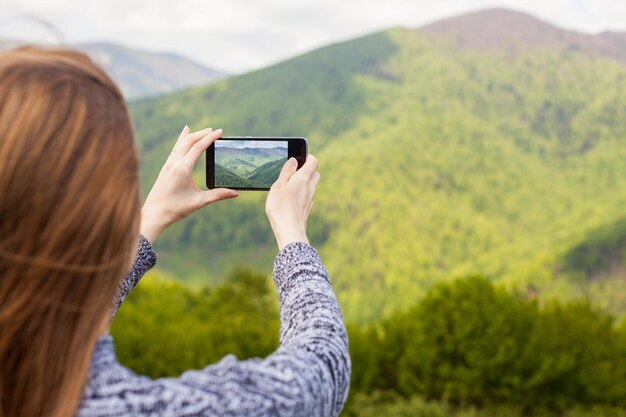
[0,48,140,417]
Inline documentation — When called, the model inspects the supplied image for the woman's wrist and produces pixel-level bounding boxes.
[140,206,169,244]
[277,234,310,251]
[271,223,309,251]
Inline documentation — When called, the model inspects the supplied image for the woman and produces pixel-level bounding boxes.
[0,48,350,417]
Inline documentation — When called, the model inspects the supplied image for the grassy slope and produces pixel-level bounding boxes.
[131,29,626,323]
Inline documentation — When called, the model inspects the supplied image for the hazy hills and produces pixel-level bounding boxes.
[77,42,226,99]
[422,8,626,64]
[216,147,286,176]
[131,8,626,322]
[214,146,286,188]
[0,39,226,99]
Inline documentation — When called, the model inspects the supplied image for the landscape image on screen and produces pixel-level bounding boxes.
[215,140,288,188]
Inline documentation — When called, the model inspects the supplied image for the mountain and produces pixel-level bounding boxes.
[216,147,286,176]
[247,158,288,185]
[214,147,286,188]
[0,39,227,99]
[131,9,626,323]
[215,164,265,188]
[77,42,226,99]
[216,157,257,176]
[422,8,626,63]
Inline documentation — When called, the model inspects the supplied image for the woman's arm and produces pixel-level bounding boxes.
[108,235,157,320]
[108,126,236,319]
[161,154,349,416]
[163,242,350,417]
[97,130,351,415]
[86,241,350,417]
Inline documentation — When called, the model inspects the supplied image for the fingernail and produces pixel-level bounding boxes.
[289,157,297,165]
[229,190,239,197]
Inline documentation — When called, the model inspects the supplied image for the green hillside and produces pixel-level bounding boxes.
[247,158,287,186]
[131,25,626,323]
[215,147,285,176]
[216,157,257,176]
[215,164,264,188]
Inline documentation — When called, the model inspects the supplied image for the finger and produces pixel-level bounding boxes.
[307,198,314,216]
[201,188,238,206]
[275,157,298,187]
[178,125,191,141]
[311,171,321,188]
[182,129,223,167]
[171,127,213,160]
[309,172,320,199]
[166,125,190,160]
[296,154,319,178]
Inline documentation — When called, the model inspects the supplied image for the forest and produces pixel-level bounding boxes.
[130,28,626,324]
[215,157,285,188]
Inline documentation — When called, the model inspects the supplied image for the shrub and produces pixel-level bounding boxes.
[111,268,279,377]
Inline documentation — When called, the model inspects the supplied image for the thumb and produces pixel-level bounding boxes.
[276,158,298,186]
[202,188,239,205]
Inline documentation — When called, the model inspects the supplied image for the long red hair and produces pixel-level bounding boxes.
[0,47,140,417]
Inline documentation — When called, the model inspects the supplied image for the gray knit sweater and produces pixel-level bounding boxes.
[77,236,351,417]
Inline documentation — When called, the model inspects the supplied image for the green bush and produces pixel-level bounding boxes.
[111,268,279,377]
[348,276,626,413]
[520,302,626,410]
[342,392,626,417]
[395,276,537,406]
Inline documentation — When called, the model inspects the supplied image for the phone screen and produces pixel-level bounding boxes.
[214,140,288,189]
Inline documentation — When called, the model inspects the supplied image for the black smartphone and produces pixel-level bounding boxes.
[206,136,308,190]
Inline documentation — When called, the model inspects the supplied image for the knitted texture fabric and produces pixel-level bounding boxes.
[78,238,351,417]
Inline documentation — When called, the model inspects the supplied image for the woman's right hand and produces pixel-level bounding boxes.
[265,155,320,251]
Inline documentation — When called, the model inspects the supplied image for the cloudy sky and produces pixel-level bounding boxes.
[216,140,287,149]
[1,0,625,73]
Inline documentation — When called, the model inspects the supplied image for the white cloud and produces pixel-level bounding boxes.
[0,0,624,73]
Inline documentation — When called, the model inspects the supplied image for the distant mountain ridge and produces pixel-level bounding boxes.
[77,42,226,99]
[216,147,286,176]
[215,146,286,188]
[0,39,227,99]
[421,8,626,64]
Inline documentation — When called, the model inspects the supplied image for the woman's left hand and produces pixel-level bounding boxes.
[140,126,238,243]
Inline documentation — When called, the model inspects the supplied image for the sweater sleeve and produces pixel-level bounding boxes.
[162,242,351,417]
[109,235,157,320]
